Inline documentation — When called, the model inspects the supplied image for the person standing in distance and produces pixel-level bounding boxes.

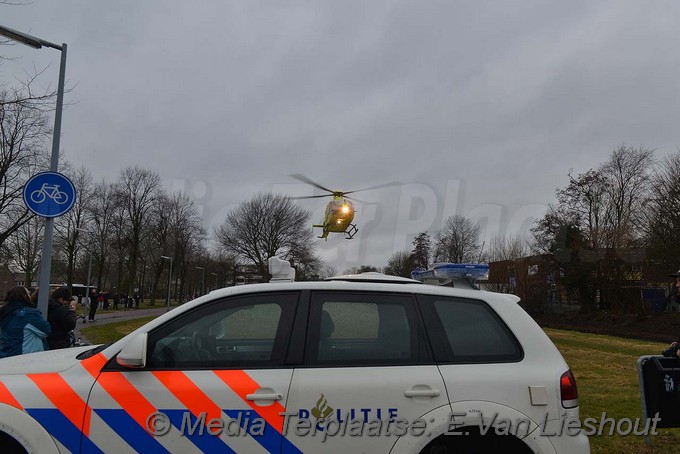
[88,288,99,322]
[46,287,78,349]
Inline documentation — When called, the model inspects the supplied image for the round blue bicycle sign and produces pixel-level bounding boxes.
[23,171,76,218]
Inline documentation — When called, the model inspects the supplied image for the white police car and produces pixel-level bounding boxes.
[0,259,589,453]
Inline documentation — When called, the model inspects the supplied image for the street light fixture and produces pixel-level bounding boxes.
[0,24,67,316]
[196,266,205,295]
[161,256,173,312]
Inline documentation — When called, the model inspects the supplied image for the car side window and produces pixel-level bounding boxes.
[306,292,426,366]
[145,292,298,369]
[420,295,523,363]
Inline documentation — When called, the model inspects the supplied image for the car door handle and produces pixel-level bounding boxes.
[246,392,283,401]
[404,388,440,398]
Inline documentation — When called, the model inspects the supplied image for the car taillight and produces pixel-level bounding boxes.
[560,369,579,408]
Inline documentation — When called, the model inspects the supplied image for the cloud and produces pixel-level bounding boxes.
[2,0,679,267]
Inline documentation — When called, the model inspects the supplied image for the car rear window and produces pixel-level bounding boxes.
[420,295,523,363]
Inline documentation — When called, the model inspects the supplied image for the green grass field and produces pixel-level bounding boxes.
[79,316,157,344]
[545,329,680,453]
[80,317,680,453]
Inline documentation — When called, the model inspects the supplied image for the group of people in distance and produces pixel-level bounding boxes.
[0,286,78,358]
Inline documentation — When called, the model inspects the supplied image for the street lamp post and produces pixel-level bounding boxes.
[196,266,205,295]
[160,256,173,311]
[0,24,67,316]
[84,238,93,317]
[76,228,94,316]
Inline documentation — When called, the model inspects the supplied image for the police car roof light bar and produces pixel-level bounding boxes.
[411,263,489,290]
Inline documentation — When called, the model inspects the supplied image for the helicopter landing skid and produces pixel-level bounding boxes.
[345,224,358,239]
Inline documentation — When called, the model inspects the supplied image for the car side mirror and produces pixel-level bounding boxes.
[116,332,148,368]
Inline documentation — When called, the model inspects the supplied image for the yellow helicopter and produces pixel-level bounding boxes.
[291,174,397,240]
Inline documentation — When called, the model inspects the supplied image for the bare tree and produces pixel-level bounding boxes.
[205,251,237,289]
[0,77,52,249]
[143,192,173,303]
[114,166,161,294]
[4,215,43,285]
[108,196,128,297]
[535,147,653,255]
[320,265,338,279]
[645,151,680,266]
[342,265,379,274]
[531,203,571,255]
[292,258,321,281]
[385,250,414,277]
[485,234,532,294]
[601,145,654,248]
[531,146,655,313]
[546,169,610,250]
[215,192,316,280]
[167,192,205,302]
[54,166,93,288]
[88,180,118,291]
[288,245,321,281]
[434,215,482,263]
[487,234,531,263]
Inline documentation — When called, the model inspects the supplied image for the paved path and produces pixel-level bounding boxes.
[74,306,170,345]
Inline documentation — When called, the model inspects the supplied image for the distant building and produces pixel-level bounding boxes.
[234,264,264,285]
[487,249,673,313]
[487,254,564,313]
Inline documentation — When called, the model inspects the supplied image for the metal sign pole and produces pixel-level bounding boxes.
[84,238,93,316]
[36,43,67,315]
[0,26,70,316]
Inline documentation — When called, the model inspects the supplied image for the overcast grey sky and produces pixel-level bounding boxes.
[2,1,680,270]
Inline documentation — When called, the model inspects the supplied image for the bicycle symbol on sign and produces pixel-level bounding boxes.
[30,183,69,205]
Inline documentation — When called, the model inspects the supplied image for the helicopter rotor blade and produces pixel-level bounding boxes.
[343,181,401,195]
[292,194,331,200]
[344,195,373,204]
[289,174,335,194]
